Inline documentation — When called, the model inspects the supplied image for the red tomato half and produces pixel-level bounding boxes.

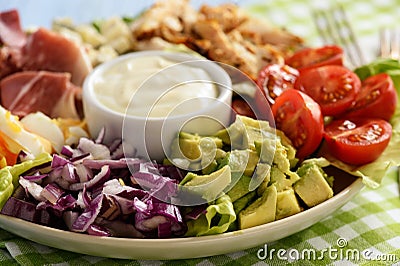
[272,89,324,159]
[285,45,344,71]
[294,65,361,116]
[343,73,398,121]
[256,64,299,105]
[323,118,392,165]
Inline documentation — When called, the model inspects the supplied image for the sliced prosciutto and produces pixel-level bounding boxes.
[0,47,21,79]
[0,10,25,79]
[20,28,92,86]
[0,9,26,47]
[0,71,82,119]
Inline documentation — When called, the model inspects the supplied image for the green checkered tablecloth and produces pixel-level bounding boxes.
[1,0,400,265]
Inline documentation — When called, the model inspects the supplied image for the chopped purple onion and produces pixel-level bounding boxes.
[75,164,93,183]
[185,204,208,220]
[71,193,103,232]
[158,222,172,238]
[61,163,78,184]
[77,138,110,160]
[87,224,111,237]
[60,145,74,157]
[22,172,48,183]
[102,179,148,200]
[94,127,106,144]
[62,210,79,230]
[70,153,93,164]
[51,154,69,168]
[0,197,56,226]
[40,183,64,204]
[19,177,45,201]
[2,133,188,239]
[95,217,145,238]
[132,171,178,202]
[134,199,186,237]
[37,194,77,217]
[16,150,35,163]
[69,165,110,191]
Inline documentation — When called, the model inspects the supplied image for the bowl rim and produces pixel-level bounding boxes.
[82,50,233,121]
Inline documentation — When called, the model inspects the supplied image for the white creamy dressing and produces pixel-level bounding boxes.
[93,55,218,117]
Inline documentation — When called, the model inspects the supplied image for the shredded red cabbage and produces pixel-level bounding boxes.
[1,136,188,238]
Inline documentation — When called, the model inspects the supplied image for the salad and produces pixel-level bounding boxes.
[0,0,399,240]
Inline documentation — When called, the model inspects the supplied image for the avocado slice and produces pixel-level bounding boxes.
[275,188,301,220]
[215,117,247,148]
[169,132,224,171]
[233,191,257,214]
[215,115,277,150]
[254,163,272,195]
[179,137,202,160]
[229,149,259,177]
[226,175,252,202]
[229,191,257,232]
[238,185,277,229]
[294,162,334,207]
[254,139,276,164]
[180,165,231,202]
[201,160,218,175]
[269,166,300,192]
[202,148,227,175]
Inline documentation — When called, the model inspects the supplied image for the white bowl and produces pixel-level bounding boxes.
[82,50,232,161]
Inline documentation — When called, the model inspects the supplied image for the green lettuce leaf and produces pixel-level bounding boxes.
[185,194,236,236]
[0,152,52,209]
[0,167,14,209]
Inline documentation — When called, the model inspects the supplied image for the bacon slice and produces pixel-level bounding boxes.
[0,9,27,47]
[0,71,82,119]
[20,28,92,86]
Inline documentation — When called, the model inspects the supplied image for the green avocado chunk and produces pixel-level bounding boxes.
[228,149,259,177]
[294,161,334,207]
[275,188,301,220]
[226,175,252,202]
[215,115,276,150]
[180,165,231,202]
[233,191,257,214]
[238,185,277,229]
[169,132,224,172]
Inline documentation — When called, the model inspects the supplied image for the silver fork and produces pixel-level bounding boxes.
[379,28,400,59]
[312,5,366,68]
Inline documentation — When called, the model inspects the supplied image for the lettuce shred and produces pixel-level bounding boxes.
[185,194,236,236]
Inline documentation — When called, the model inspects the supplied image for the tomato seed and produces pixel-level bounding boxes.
[343,84,353,91]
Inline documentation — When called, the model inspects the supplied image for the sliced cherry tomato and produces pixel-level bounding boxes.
[343,73,397,121]
[294,65,361,116]
[323,118,392,165]
[231,98,256,119]
[285,45,344,71]
[272,89,324,159]
[256,64,299,105]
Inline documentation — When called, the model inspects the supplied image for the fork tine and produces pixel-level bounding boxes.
[313,5,366,68]
[380,29,391,58]
[313,10,332,44]
[334,6,366,67]
[390,30,400,59]
[380,28,400,59]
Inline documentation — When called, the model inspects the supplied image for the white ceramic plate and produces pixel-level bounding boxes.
[0,173,364,260]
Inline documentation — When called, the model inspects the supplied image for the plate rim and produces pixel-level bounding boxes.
[0,177,364,260]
